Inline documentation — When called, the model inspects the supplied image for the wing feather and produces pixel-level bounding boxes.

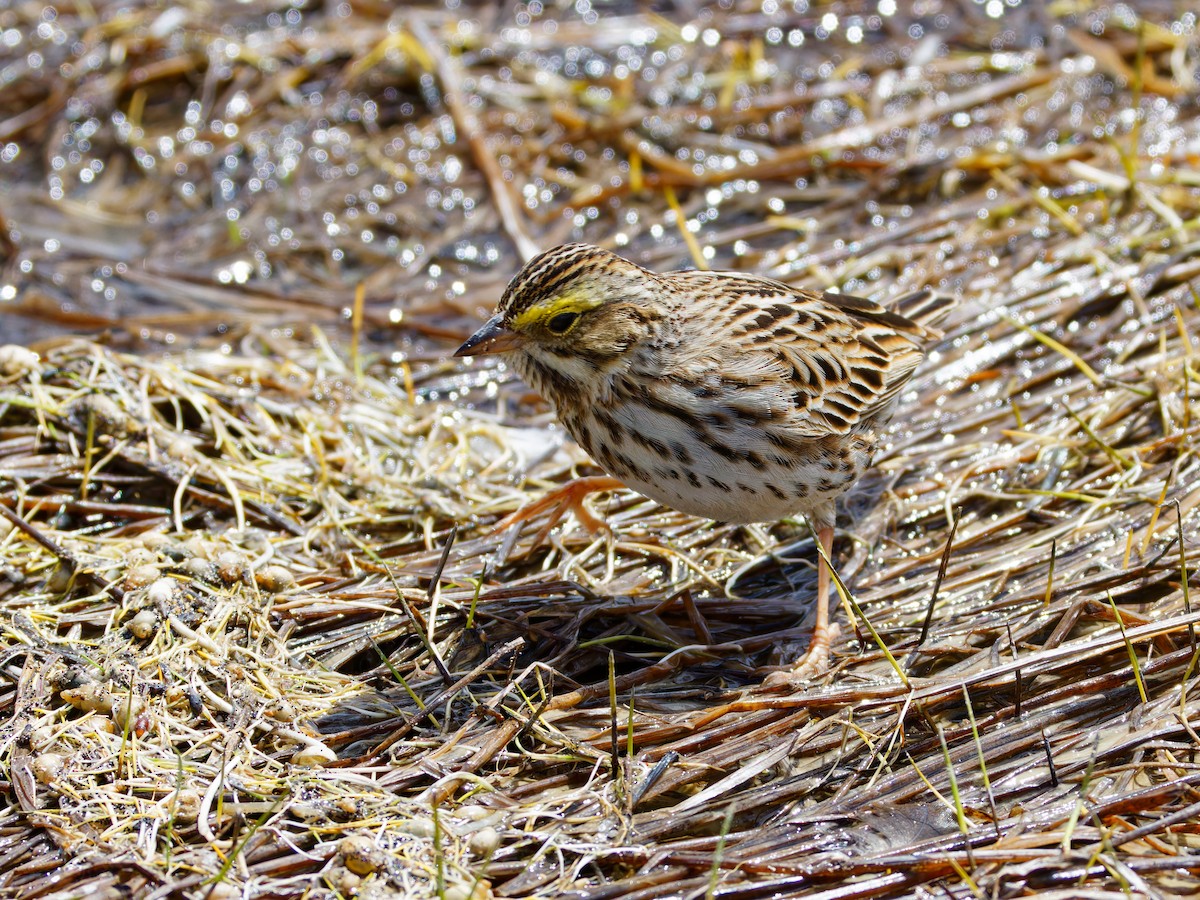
[662,271,945,440]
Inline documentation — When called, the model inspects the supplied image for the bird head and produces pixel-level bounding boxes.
[455,244,666,389]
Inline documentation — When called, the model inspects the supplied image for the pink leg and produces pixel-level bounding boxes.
[796,523,836,674]
[764,523,837,687]
[494,475,625,543]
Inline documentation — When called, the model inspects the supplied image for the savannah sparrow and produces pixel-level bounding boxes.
[456,243,953,683]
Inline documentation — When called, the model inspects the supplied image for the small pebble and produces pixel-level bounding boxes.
[29,725,56,751]
[61,683,114,713]
[182,536,211,559]
[215,551,250,585]
[111,694,145,731]
[255,565,295,593]
[139,533,172,552]
[204,882,239,900]
[399,816,435,838]
[46,565,74,594]
[289,802,328,822]
[161,434,195,460]
[443,882,492,900]
[0,345,40,376]
[166,788,202,822]
[468,826,500,858]
[340,836,387,875]
[124,547,157,568]
[238,530,270,554]
[291,741,337,767]
[147,577,180,605]
[183,557,219,584]
[123,565,160,590]
[127,609,159,639]
[264,698,296,722]
[32,753,65,784]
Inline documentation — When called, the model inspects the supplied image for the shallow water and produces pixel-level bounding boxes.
[3,2,1196,356]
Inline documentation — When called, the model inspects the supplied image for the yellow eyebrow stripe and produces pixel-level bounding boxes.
[511,292,604,331]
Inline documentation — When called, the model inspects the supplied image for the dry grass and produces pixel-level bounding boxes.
[2,1,1200,898]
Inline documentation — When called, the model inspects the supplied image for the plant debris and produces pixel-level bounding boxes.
[1,1,1199,898]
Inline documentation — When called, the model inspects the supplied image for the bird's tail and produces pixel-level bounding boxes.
[892,289,956,339]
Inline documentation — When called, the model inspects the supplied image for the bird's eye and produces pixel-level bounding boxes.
[546,311,579,334]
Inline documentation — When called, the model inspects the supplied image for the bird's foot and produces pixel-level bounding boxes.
[494,475,625,544]
[761,622,841,689]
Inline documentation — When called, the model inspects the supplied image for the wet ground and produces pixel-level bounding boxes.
[1,2,1199,899]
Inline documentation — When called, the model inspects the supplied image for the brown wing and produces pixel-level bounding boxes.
[667,271,944,439]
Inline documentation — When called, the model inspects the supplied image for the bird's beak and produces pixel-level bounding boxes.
[454,314,525,356]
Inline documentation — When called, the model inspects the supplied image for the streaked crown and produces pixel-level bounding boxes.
[497,243,624,321]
